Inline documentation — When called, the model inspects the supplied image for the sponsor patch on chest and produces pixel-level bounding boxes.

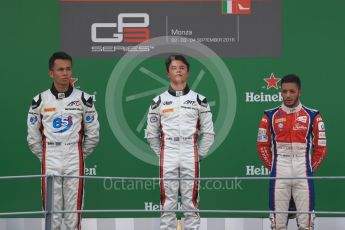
[296,116,307,123]
[275,118,286,123]
[44,107,56,112]
[162,108,174,114]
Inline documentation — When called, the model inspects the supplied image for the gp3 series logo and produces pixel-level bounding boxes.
[91,13,150,43]
[53,115,73,133]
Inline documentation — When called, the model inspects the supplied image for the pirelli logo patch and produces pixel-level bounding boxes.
[275,118,286,123]
[44,107,56,112]
[162,108,174,114]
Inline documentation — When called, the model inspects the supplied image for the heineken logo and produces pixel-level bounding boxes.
[245,73,282,103]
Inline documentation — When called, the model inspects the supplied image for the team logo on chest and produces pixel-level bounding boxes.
[296,116,307,123]
[65,100,83,111]
[183,100,196,106]
[163,101,173,105]
[53,115,73,133]
[67,100,81,107]
[293,123,307,131]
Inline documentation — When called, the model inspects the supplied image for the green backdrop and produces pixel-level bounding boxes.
[0,0,345,218]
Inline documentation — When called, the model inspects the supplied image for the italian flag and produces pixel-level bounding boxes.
[222,0,233,14]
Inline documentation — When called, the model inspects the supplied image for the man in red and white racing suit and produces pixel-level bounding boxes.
[257,74,327,230]
[145,55,214,230]
[27,52,99,230]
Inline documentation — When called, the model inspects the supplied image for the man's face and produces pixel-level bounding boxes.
[281,82,301,108]
[167,60,189,85]
[49,59,72,87]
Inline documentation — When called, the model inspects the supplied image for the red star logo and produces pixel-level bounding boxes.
[264,73,280,89]
[69,77,79,87]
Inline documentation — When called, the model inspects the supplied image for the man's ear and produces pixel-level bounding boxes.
[48,70,53,79]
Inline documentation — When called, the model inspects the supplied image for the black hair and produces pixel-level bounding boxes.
[281,74,301,89]
[49,51,72,70]
[165,54,190,72]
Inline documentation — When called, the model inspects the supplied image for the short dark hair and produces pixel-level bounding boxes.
[49,51,72,70]
[281,74,301,89]
[165,54,190,72]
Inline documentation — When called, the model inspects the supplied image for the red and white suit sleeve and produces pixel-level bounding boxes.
[311,113,327,171]
[257,114,273,170]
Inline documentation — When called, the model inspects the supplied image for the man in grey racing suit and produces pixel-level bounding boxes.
[145,55,214,230]
[27,51,100,230]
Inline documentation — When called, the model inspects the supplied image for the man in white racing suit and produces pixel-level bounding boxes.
[27,51,100,230]
[145,55,214,230]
